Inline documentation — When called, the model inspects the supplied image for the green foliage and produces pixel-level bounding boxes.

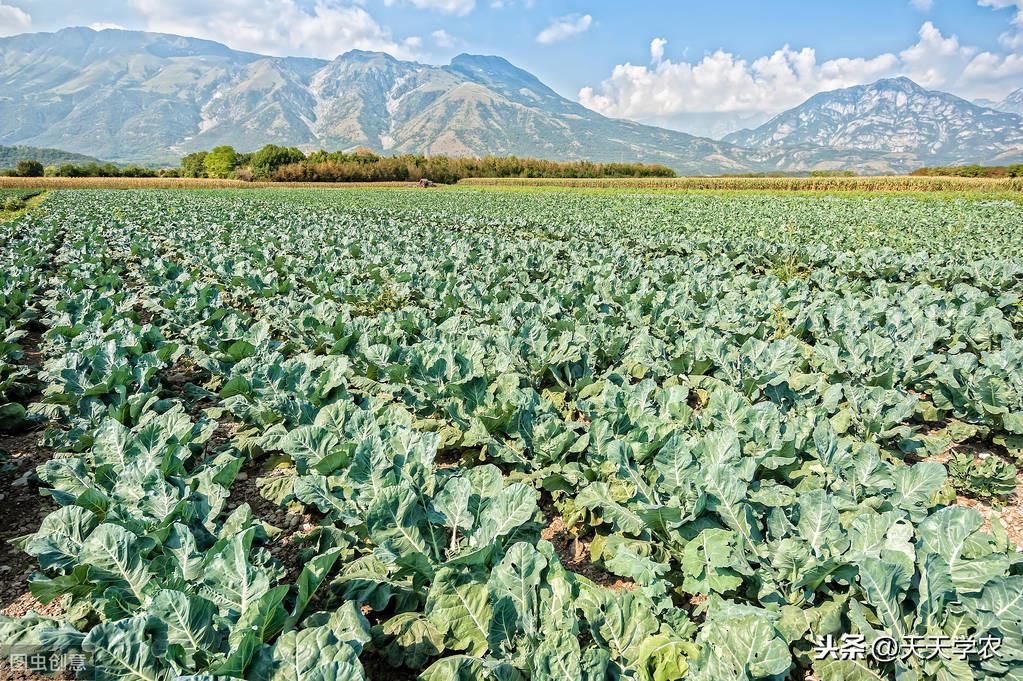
[15,159,44,177]
[0,144,103,170]
[250,145,306,180]
[46,162,158,178]
[3,188,1023,681]
[180,148,676,183]
[809,169,856,177]
[181,151,209,178]
[2,196,27,212]
[912,164,1023,178]
[203,146,240,179]
[947,451,1018,500]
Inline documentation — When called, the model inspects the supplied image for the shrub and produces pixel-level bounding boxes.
[250,145,306,179]
[232,167,254,182]
[15,159,44,177]
[3,197,27,211]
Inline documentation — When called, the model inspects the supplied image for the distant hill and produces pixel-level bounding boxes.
[724,78,1023,166]
[0,144,103,169]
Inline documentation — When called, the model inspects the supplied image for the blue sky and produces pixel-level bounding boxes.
[2,0,1021,135]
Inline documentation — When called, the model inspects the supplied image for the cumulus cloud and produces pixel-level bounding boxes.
[384,0,475,16]
[910,0,934,11]
[898,21,976,87]
[431,29,456,48]
[580,44,896,118]
[0,2,30,36]
[536,14,592,45]
[964,50,1023,80]
[650,38,667,64]
[978,0,1023,47]
[128,0,420,59]
[579,20,1021,121]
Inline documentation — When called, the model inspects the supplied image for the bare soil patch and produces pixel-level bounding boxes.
[0,430,60,616]
[540,513,636,592]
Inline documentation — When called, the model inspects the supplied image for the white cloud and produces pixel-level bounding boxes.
[978,0,1023,47]
[490,0,537,9]
[580,46,896,118]
[384,0,475,16]
[579,20,1021,121]
[650,38,667,64]
[128,0,420,59]
[536,14,592,45]
[964,50,1023,80]
[897,20,975,88]
[431,29,456,48]
[910,0,934,11]
[0,2,30,36]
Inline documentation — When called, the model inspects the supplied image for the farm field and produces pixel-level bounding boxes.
[457,175,1023,194]
[1,187,1022,681]
[5,174,1023,195]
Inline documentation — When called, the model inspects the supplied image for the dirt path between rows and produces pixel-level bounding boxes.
[0,430,60,616]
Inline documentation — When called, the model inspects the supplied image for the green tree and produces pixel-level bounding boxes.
[15,159,44,177]
[203,146,240,179]
[180,151,209,178]
[250,144,306,179]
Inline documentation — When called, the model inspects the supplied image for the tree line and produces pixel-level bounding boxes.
[910,164,1023,178]
[177,145,678,183]
[2,159,159,178]
[3,145,676,183]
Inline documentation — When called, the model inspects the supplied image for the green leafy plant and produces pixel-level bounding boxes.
[3,188,1023,681]
[947,450,1018,500]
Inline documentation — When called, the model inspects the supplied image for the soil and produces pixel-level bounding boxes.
[0,429,66,681]
[14,330,44,370]
[540,513,636,592]
[224,457,316,585]
[361,651,420,681]
[159,360,218,417]
[0,429,60,617]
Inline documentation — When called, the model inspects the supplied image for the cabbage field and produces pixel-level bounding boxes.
[1,188,1022,681]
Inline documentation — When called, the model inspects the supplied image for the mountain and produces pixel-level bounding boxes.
[2,28,1019,173]
[724,77,1023,165]
[0,144,103,169]
[0,27,760,173]
[995,89,1023,115]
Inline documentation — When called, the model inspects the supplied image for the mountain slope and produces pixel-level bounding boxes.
[996,89,1023,115]
[0,144,103,169]
[0,27,759,172]
[724,78,1023,165]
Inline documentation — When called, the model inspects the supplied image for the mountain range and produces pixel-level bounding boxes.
[725,78,1023,165]
[1,27,1021,173]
